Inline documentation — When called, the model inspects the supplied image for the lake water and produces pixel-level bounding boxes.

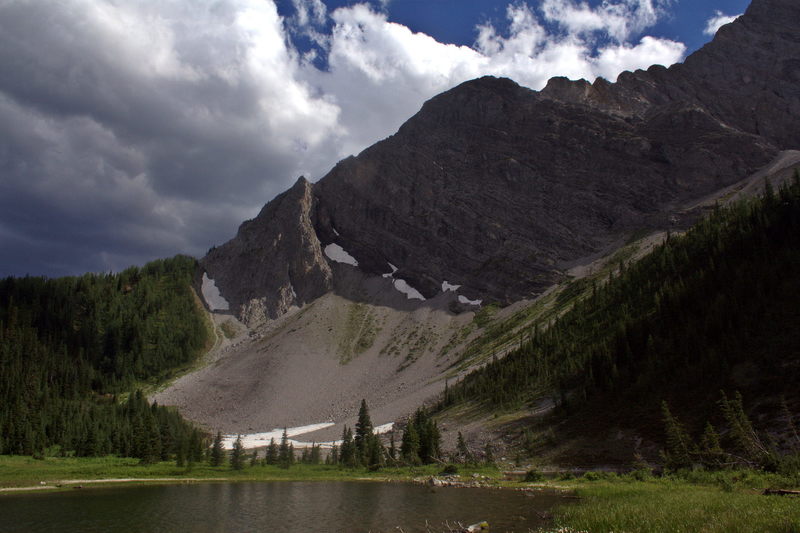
[0,481,567,532]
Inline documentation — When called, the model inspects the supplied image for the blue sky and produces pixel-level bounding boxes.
[0,0,751,277]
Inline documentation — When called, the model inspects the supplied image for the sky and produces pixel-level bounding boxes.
[0,0,750,278]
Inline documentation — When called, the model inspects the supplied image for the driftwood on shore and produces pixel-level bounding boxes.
[762,488,800,496]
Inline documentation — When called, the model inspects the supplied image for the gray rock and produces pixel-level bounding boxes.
[204,0,799,324]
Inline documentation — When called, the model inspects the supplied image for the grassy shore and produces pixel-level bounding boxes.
[544,471,800,533]
[4,456,800,532]
[0,455,498,490]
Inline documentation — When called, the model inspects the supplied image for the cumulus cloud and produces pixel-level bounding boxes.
[0,0,687,277]
[703,10,741,36]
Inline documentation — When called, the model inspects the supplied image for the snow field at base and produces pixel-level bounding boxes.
[201,273,230,311]
[222,421,395,450]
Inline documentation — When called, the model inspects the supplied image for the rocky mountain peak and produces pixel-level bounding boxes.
[202,0,799,325]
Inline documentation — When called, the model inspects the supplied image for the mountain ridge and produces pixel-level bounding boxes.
[202,0,799,326]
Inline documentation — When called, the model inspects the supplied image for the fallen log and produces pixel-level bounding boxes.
[762,488,800,496]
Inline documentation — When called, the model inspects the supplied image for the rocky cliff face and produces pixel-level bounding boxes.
[202,0,800,324]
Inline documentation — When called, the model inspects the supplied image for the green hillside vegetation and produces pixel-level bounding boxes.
[0,255,209,459]
[440,176,800,467]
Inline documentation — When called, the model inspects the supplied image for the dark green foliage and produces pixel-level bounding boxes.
[210,431,224,467]
[278,428,293,467]
[0,255,209,457]
[354,399,373,461]
[440,181,800,440]
[265,438,278,465]
[398,408,441,465]
[339,426,357,467]
[661,402,694,471]
[440,463,459,475]
[230,435,245,470]
[455,431,474,465]
[524,468,544,482]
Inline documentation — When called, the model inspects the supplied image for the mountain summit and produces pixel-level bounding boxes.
[202,0,799,325]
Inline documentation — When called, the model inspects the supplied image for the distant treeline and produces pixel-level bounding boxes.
[441,175,800,437]
[0,255,209,458]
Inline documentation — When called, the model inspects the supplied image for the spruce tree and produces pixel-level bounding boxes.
[355,399,373,459]
[340,426,357,467]
[661,402,692,471]
[210,431,225,467]
[230,435,245,470]
[265,437,279,465]
[278,428,291,467]
[400,420,420,465]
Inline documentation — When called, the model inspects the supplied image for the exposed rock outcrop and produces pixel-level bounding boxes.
[203,177,332,323]
[202,0,799,324]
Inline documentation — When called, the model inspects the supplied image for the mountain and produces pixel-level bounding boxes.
[202,0,799,326]
[146,0,800,447]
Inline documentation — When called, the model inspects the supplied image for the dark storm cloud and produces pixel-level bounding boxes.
[0,0,685,278]
[0,0,342,277]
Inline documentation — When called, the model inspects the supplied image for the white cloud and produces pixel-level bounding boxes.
[0,0,687,276]
[703,10,741,36]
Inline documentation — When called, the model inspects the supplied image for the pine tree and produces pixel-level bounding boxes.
[249,449,259,467]
[456,432,473,465]
[265,437,279,465]
[210,431,225,467]
[355,399,373,460]
[400,420,420,465]
[278,428,291,467]
[230,434,245,470]
[340,426,357,467]
[661,402,692,471]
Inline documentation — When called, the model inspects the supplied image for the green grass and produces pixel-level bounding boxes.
[0,455,501,491]
[549,475,800,533]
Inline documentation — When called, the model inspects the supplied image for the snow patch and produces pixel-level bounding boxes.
[324,243,358,266]
[442,280,460,292]
[458,295,482,306]
[332,226,340,237]
[393,278,426,301]
[201,273,230,311]
[222,422,335,450]
[382,262,398,278]
[223,421,395,450]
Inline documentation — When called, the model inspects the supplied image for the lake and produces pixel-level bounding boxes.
[0,481,567,532]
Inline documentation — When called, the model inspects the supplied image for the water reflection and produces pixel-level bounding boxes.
[0,481,567,533]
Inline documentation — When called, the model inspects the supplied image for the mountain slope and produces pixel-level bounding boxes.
[203,0,799,324]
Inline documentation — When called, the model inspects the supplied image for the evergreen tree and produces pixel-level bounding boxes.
[456,432,473,465]
[278,428,292,467]
[355,399,373,459]
[400,420,420,465]
[309,442,321,465]
[230,435,245,470]
[210,431,225,467]
[661,402,693,471]
[339,426,357,467]
[249,449,259,467]
[265,437,279,465]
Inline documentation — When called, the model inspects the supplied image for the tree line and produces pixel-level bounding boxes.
[438,175,800,462]
[0,255,209,458]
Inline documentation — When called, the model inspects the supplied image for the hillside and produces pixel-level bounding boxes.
[437,173,800,467]
[0,256,209,459]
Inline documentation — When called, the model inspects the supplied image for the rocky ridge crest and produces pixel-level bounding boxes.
[202,0,800,324]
